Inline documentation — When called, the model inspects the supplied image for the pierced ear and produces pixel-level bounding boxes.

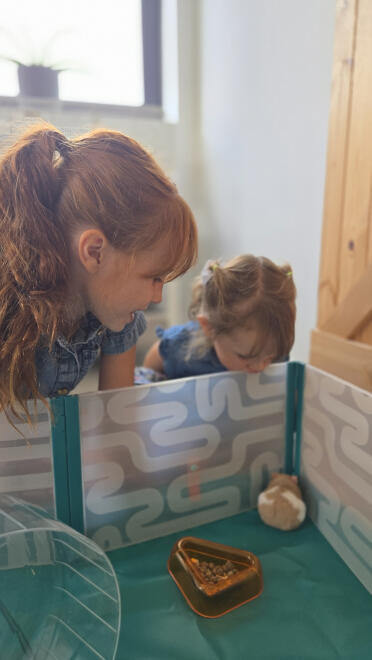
[78,229,107,273]
[197,315,213,337]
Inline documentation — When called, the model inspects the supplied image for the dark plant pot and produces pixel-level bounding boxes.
[17,64,59,98]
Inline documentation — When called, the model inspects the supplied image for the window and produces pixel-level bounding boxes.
[0,0,161,107]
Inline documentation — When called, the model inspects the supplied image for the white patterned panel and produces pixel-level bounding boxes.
[0,403,55,516]
[301,366,372,594]
[79,366,287,550]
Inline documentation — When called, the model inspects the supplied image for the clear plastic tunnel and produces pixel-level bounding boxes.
[0,495,120,659]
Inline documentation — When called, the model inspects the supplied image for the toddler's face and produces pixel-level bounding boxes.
[212,327,277,373]
[86,242,167,331]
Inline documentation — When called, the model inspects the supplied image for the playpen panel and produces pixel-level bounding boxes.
[79,366,287,551]
[0,402,55,516]
[300,365,372,594]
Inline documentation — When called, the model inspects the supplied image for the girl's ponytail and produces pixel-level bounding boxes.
[189,258,253,319]
[0,125,70,291]
[0,124,71,420]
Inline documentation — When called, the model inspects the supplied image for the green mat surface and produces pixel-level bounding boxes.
[109,511,371,660]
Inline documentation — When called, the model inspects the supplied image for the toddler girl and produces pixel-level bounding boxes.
[0,123,197,421]
[144,255,296,378]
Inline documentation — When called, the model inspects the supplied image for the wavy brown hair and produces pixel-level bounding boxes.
[188,254,296,359]
[0,122,197,420]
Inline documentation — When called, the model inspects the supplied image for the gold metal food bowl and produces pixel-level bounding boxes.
[168,536,263,618]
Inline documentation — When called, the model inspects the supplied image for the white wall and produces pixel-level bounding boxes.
[198,0,336,361]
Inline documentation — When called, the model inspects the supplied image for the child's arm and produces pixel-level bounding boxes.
[99,346,136,390]
[143,341,164,372]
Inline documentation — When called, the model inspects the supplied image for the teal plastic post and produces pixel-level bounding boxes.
[284,362,297,474]
[50,398,70,525]
[294,362,305,476]
[64,395,85,534]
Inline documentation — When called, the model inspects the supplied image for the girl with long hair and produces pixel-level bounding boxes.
[0,123,198,421]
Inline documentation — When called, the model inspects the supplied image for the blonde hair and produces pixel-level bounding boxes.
[188,254,296,359]
[0,122,198,420]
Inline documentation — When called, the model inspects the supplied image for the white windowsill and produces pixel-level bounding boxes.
[0,95,164,121]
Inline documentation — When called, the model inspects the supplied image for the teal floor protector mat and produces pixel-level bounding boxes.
[109,510,371,660]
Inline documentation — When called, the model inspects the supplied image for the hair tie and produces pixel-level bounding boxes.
[287,271,292,278]
[53,135,71,162]
[200,259,220,286]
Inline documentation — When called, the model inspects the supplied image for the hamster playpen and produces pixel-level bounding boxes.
[0,362,371,659]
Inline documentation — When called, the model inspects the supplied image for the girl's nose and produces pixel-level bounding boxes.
[152,281,163,304]
[245,359,268,373]
[252,358,270,372]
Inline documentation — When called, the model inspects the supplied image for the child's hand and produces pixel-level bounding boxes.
[143,340,164,373]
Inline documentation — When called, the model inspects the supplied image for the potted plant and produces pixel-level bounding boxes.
[0,29,75,99]
[16,63,61,99]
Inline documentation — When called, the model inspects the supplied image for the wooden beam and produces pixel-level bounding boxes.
[309,328,372,392]
[317,0,358,328]
[339,0,372,343]
[322,261,372,337]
